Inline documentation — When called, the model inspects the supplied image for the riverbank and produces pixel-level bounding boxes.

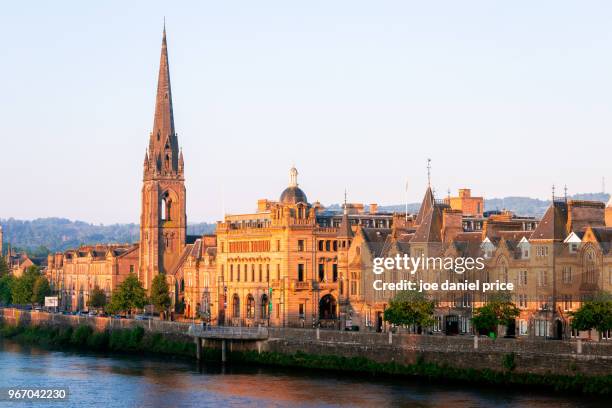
[2,322,611,396]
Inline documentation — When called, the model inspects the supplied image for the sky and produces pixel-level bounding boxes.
[1,1,611,224]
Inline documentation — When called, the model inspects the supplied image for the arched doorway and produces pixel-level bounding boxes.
[261,294,269,319]
[319,294,337,320]
[555,320,563,340]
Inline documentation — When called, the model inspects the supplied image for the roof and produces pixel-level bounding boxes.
[279,186,308,205]
[411,206,443,243]
[530,201,568,241]
[337,212,354,238]
[415,187,434,226]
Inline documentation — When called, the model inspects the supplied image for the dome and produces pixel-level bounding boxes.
[280,186,308,205]
[279,166,308,204]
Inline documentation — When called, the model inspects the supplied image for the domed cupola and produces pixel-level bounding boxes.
[280,166,308,205]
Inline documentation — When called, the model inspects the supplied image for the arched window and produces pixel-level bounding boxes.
[261,294,269,319]
[161,192,172,221]
[232,294,240,318]
[583,248,598,284]
[246,294,255,319]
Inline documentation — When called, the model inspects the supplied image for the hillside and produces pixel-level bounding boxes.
[0,218,215,255]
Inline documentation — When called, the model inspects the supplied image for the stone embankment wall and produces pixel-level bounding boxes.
[2,308,611,376]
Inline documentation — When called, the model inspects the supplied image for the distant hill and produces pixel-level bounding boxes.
[0,218,215,255]
[355,192,610,218]
[1,192,608,255]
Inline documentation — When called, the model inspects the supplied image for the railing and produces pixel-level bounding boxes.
[188,324,269,339]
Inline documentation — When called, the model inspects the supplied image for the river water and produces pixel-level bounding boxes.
[0,339,604,408]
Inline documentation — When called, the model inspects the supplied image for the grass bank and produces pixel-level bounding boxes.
[0,322,198,358]
[1,323,610,395]
[230,350,612,395]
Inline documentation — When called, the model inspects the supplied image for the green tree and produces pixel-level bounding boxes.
[32,276,51,305]
[472,292,520,336]
[570,292,612,340]
[107,273,147,315]
[150,274,171,317]
[10,266,40,305]
[88,285,107,310]
[0,256,9,276]
[384,291,435,330]
[0,274,13,305]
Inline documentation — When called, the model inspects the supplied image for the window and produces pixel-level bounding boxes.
[318,264,325,282]
[536,246,549,257]
[518,320,528,336]
[537,270,547,286]
[298,264,305,282]
[433,315,443,332]
[237,265,241,282]
[129,265,135,273]
[318,240,324,251]
[518,270,527,286]
[332,264,338,282]
[518,294,527,309]
[298,303,305,319]
[246,295,255,319]
[350,281,357,296]
[251,264,255,282]
[232,295,240,318]
[461,292,472,308]
[276,240,281,251]
[261,294,269,319]
[333,241,338,251]
[258,264,262,282]
[266,264,270,282]
[230,265,234,282]
[562,266,572,284]
[325,241,331,251]
[276,264,280,281]
[297,240,305,252]
[535,320,549,337]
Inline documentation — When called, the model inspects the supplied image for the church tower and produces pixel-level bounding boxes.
[139,27,187,290]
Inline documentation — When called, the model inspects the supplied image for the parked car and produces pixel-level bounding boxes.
[135,315,152,321]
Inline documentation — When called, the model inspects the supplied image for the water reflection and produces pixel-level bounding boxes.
[0,339,604,408]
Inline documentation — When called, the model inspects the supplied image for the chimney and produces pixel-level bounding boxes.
[442,209,463,242]
[369,203,378,214]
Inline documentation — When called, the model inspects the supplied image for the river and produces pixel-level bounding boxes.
[0,339,604,407]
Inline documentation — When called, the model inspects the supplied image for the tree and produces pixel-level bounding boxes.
[10,266,40,305]
[107,273,147,315]
[150,274,171,317]
[384,291,435,331]
[0,274,13,305]
[88,285,107,310]
[472,292,520,336]
[570,292,612,339]
[0,256,9,277]
[32,276,51,305]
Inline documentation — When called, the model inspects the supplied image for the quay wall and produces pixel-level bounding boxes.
[2,308,611,376]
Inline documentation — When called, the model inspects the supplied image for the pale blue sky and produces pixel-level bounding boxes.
[1,1,611,224]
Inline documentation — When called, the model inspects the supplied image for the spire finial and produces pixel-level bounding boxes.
[163,17,166,34]
[289,166,298,187]
[344,188,348,214]
[552,184,555,200]
[427,158,432,188]
[564,184,568,201]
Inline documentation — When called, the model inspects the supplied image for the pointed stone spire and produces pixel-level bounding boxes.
[415,186,435,226]
[178,148,184,173]
[337,190,354,238]
[148,25,179,175]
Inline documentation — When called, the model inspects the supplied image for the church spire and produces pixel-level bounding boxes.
[147,25,178,176]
